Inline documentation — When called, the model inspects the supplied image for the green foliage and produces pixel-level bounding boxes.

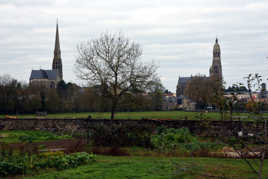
[89,123,153,147]
[151,127,219,153]
[0,161,25,177]
[35,152,95,170]
[0,130,71,143]
[0,151,95,177]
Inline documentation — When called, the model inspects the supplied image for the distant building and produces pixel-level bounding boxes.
[176,77,192,108]
[176,38,223,109]
[30,69,59,88]
[259,83,267,99]
[29,21,63,88]
[162,93,177,110]
[209,38,223,81]
[176,77,192,98]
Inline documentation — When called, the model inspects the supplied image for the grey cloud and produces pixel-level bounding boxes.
[0,0,53,6]
[1,0,268,91]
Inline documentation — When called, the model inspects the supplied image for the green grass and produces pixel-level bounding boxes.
[0,111,258,120]
[24,155,268,179]
[0,130,71,143]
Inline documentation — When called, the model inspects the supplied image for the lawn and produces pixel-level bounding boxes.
[25,155,268,179]
[0,111,259,120]
[0,130,71,143]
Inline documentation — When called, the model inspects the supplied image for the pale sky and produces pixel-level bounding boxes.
[1,0,268,92]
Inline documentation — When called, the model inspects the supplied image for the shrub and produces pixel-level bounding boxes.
[36,152,95,170]
[0,151,95,176]
[0,161,24,177]
[89,123,153,147]
[151,127,219,153]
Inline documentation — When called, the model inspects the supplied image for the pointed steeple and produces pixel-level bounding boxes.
[52,19,63,81]
[54,19,61,56]
[210,38,222,81]
[213,37,221,58]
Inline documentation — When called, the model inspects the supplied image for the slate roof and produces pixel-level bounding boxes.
[178,77,192,84]
[30,69,58,80]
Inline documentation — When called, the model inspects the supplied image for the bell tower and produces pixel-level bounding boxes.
[209,38,222,81]
[52,20,63,81]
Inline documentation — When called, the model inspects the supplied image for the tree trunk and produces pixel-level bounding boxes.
[110,99,118,120]
[111,109,115,120]
[230,106,233,120]
[258,151,265,179]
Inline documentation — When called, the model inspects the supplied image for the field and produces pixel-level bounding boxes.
[25,155,268,179]
[1,121,268,178]
[1,111,265,120]
[0,130,71,143]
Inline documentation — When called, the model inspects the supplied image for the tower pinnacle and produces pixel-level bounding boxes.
[52,20,63,81]
[210,38,222,81]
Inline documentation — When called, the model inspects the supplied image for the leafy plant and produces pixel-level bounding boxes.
[0,149,95,177]
[89,123,153,147]
[151,127,219,153]
[0,161,25,177]
[39,152,95,170]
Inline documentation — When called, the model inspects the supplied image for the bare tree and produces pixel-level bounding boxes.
[184,75,219,109]
[75,33,158,119]
[245,73,263,115]
[222,74,267,179]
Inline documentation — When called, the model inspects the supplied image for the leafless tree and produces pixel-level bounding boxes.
[222,74,267,179]
[245,73,263,115]
[184,75,211,109]
[75,33,158,119]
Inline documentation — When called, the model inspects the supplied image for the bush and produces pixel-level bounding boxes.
[89,123,153,147]
[151,127,219,153]
[0,161,24,177]
[0,151,95,177]
[36,152,95,170]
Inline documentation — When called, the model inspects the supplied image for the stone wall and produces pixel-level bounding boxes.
[0,118,266,137]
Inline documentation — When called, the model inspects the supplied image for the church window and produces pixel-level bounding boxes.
[214,66,218,73]
[50,81,55,88]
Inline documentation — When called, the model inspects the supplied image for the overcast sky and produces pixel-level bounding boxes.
[1,0,268,92]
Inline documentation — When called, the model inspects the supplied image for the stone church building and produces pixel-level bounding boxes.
[29,22,63,88]
[209,38,222,81]
[176,38,223,108]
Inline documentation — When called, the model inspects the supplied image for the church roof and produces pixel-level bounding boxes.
[30,69,58,80]
[178,77,192,83]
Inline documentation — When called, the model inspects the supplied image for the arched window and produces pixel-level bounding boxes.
[214,51,220,57]
[50,81,55,88]
[214,66,218,73]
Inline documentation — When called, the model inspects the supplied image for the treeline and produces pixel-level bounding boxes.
[184,74,268,112]
[0,75,163,114]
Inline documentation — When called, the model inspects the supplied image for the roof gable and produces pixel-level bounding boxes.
[30,69,58,80]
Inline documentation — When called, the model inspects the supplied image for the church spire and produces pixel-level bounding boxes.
[210,38,222,81]
[52,20,63,81]
[54,20,61,57]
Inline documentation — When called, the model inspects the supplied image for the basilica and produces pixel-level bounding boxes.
[176,39,223,107]
[29,22,63,88]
